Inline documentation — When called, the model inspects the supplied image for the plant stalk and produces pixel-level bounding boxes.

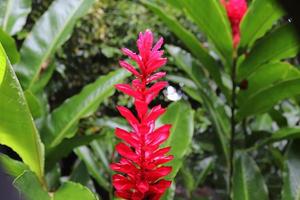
[229,58,237,199]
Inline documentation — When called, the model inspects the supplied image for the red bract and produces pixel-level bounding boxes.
[221,0,248,48]
[111,30,173,200]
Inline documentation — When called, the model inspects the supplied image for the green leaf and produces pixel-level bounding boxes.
[75,146,110,191]
[24,90,44,118]
[282,141,300,200]
[0,154,29,177]
[166,45,230,164]
[143,1,226,94]
[14,171,50,200]
[53,181,98,200]
[0,44,44,181]
[0,28,20,64]
[237,78,300,119]
[0,0,32,35]
[239,0,283,49]
[14,0,95,90]
[46,134,103,171]
[42,69,129,148]
[238,62,300,104]
[238,24,300,80]
[271,127,300,141]
[157,101,194,179]
[181,0,233,66]
[166,44,229,99]
[0,42,6,86]
[233,153,268,200]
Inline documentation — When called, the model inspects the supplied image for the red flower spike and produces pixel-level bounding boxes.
[111,30,173,200]
[221,0,248,48]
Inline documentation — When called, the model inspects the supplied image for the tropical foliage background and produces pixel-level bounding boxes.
[0,0,300,199]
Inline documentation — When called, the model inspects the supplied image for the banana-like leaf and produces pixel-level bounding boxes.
[237,78,300,120]
[238,24,300,80]
[167,45,230,165]
[14,0,95,90]
[239,0,284,49]
[233,153,268,200]
[157,101,194,179]
[143,1,226,95]
[53,181,98,200]
[0,44,44,181]
[14,170,98,200]
[282,141,300,200]
[238,62,300,104]
[0,154,29,178]
[0,28,19,64]
[14,171,50,200]
[42,69,129,148]
[181,0,233,67]
[0,0,32,35]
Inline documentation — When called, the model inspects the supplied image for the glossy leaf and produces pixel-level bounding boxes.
[0,0,32,35]
[282,141,300,200]
[14,0,95,90]
[53,181,98,200]
[0,44,44,181]
[238,24,300,80]
[14,171,50,200]
[233,153,268,200]
[157,101,194,179]
[167,45,230,164]
[0,42,5,86]
[0,154,28,178]
[181,0,233,66]
[143,1,226,93]
[0,28,19,64]
[42,69,129,148]
[238,62,300,104]
[238,78,300,119]
[239,0,283,48]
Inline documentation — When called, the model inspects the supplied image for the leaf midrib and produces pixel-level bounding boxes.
[27,0,86,90]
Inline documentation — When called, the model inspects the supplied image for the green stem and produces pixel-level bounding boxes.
[229,58,237,199]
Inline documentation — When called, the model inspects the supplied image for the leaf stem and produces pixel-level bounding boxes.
[229,57,237,199]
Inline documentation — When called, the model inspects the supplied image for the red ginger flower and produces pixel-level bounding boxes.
[221,0,248,48]
[111,30,173,200]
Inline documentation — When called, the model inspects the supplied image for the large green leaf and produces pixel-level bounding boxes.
[0,44,44,181]
[53,181,98,200]
[181,0,233,67]
[14,0,95,90]
[0,28,19,64]
[239,0,283,49]
[0,42,5,86]
[143,1,226,94]
[238,24,300,80]
[14,170,98,200]
[232,153,268,200]
[157,101,194,179]
[42,69,129,148]
[238,62,300,104]
[237,78,300,120]
[167,45,230,164]
[271,127,300,141]
[282,141,300,200]
[0,0,32,35]
[0,154,29,178]
[14,171,50,200]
